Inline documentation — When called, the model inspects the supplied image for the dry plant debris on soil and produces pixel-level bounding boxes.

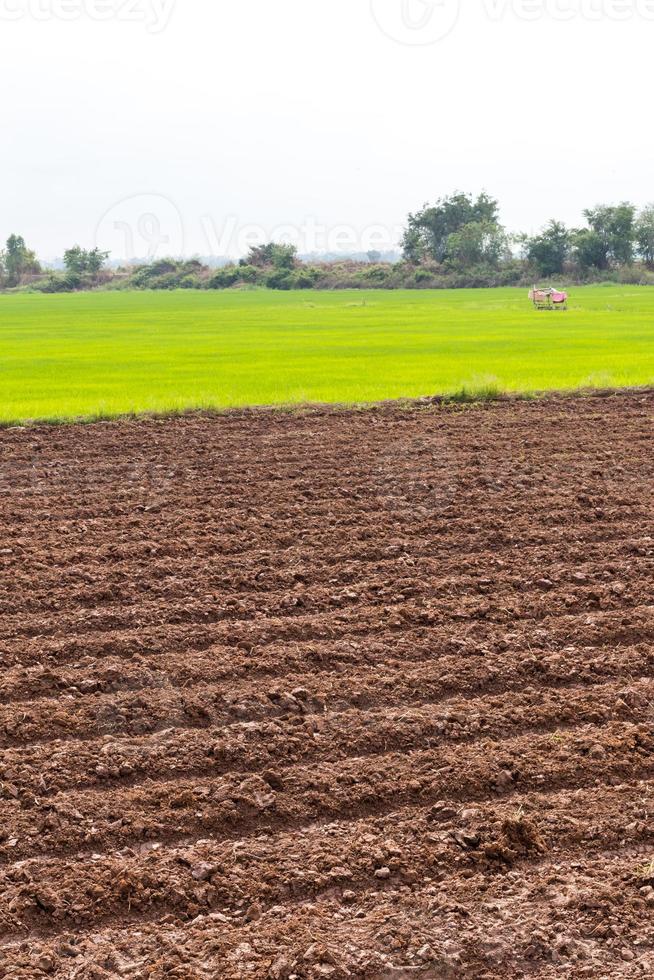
[0,392,653,979]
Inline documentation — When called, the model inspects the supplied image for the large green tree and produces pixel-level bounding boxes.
[63,245,109,277]
[446,220,508,268]
[402,191,500,264]
[570,229,606,271]
[579,203,636,268]
[522,220,570,277]
[635,205,654,268]
[1,234,40,287]
[242,242,297,270]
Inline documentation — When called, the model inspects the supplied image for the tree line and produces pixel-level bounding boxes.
[402,193,654,276]
[3,193,654,293]
[0,239,109,290]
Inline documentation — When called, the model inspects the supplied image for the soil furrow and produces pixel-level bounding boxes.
[0,393,652,977]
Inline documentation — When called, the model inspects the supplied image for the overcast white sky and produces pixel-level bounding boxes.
[3,0,653,260]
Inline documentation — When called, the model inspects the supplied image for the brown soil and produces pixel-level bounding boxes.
[0,391,653,979]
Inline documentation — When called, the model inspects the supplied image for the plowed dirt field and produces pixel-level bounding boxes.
[0,392,653,979]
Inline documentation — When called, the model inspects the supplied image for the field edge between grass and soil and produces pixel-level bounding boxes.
[2,383,653,430]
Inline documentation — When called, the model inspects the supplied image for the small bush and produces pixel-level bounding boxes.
[207,267,240,289]
[34,272,83,293]
[266,269,294,290]
[150,272,182,290]
[179,274,203,289]
[413,268,434,286]
[360,265,390,283]
[237,264,259,284]
[291,268,320,289]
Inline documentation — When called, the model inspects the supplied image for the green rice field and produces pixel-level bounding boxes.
[1,285,653,423]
